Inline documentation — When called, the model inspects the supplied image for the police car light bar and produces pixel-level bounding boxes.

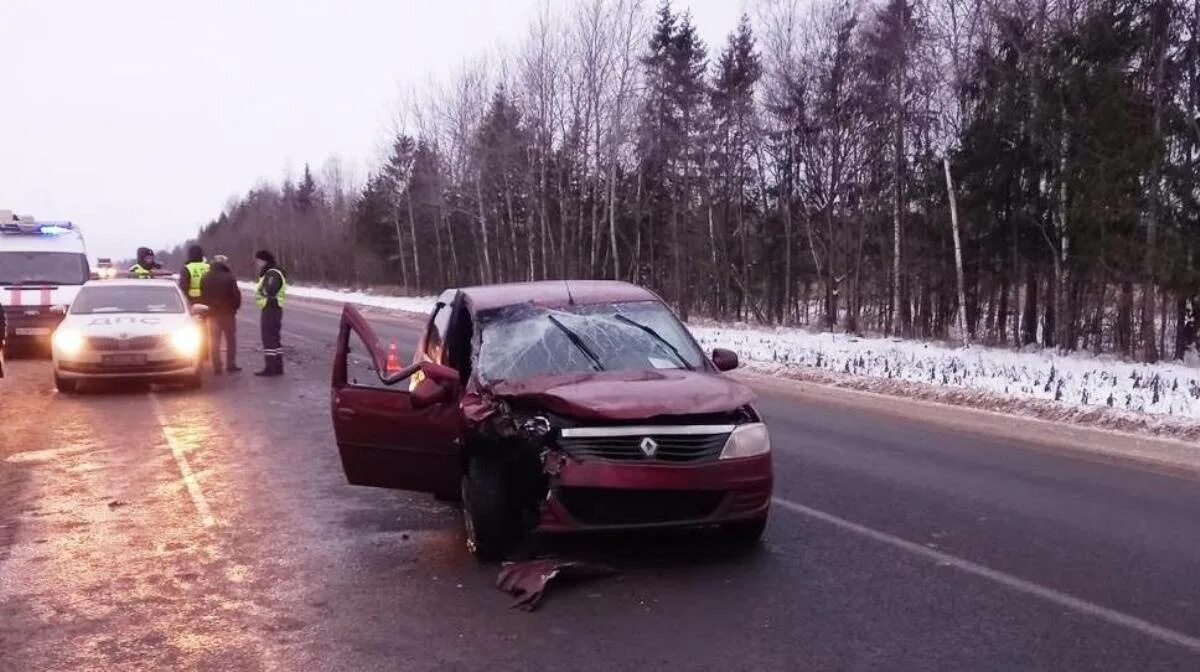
[0,220,76,235]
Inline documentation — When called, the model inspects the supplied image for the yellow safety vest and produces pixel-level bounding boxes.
[255,268,288,309]
[184,261,210,298]
[129,264,152,278]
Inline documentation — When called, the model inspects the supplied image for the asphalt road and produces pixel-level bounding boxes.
[2,296,1199,671]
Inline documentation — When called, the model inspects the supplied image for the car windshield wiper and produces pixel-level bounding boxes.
[546,314,605,372]
[613,313,693,370]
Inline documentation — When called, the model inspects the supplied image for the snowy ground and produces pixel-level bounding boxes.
[274,282,1200,428]
[690,327,1200,425]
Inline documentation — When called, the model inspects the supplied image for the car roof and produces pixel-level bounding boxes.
[83,279,179,289]
[454,280,660,312]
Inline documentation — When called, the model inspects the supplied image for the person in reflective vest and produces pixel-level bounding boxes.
[128,247,161,278]
[253,249,287,377]
[178,244,210,303]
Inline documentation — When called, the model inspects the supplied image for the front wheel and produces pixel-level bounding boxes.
[461,453,523,562]
[54,374,77,393]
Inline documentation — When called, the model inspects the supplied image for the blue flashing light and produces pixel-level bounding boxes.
[36,222,75,235]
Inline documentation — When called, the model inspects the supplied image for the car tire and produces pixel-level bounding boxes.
[461,453,522,562]
[54,374,77,393]
[722,515,768,547]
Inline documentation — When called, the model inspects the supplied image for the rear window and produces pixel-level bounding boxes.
[70,286,185,315]
[0,251,90,285]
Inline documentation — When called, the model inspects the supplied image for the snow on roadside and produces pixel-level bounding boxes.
[238,281,436,314]
[691,326,1200,422]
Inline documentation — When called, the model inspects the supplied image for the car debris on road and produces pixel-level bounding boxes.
[496,559,617,611]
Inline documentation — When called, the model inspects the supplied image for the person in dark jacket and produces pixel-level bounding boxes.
[128,247,162,278]
[253,250,287,377]
[200,255,242,374]
[179,244,210,303]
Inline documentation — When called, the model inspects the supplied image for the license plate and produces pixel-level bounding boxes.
[14,327,50,336]
[102,354,146,366]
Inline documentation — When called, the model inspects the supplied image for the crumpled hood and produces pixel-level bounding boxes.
[468,368,756,423]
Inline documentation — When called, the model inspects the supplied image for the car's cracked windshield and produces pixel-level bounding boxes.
[476,300,705,383]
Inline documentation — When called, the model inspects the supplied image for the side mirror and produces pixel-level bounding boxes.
[712,348,739,372]
[50,305,67,315]
[190,304,210,317]
[411,377,452,409]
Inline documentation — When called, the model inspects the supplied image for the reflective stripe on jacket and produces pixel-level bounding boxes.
[255,268,287,309]
[184,261,211,298]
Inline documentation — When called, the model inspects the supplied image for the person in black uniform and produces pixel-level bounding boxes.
[253,250,286,377]
[200,255,242,374]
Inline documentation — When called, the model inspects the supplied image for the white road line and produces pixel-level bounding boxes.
[151,394,216,528]
[772,496,1200,654]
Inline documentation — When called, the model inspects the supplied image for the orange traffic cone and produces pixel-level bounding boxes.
[386,341,401,375]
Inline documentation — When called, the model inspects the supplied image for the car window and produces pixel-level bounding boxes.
[70,286,185,314]
[346,329,389,390]
[0,251,89,285]
[423,303,450,362]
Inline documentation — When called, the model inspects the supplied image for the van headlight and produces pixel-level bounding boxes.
[719,423,771,460]
[170,325,203,357]
[53,329,86,356]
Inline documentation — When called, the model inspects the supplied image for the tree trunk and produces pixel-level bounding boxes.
[944,158,969,346]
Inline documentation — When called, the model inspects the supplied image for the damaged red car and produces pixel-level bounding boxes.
[331,281,772,560]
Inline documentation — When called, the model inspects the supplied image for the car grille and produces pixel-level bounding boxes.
[558,487,726,526]
[87,335,166,351]
[557,432,730,463]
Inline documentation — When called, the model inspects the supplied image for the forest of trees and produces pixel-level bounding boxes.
[177,0,1200,362]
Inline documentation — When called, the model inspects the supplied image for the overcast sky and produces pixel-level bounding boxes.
[0,0,745,261]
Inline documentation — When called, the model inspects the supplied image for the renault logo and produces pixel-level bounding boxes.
[639,437,658,457]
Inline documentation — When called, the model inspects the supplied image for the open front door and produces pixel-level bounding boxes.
[331,304,463,494]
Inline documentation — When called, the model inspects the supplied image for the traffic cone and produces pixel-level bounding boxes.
[386,341,401,375]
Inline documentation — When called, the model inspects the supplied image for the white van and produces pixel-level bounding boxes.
[0,212,90,346]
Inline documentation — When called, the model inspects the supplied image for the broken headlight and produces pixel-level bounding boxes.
[719,423,771,460]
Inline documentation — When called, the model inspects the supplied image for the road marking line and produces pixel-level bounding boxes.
[772,496,1200,654]
[151,394,216,528]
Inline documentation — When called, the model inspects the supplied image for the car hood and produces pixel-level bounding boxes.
[62,312,192,336]
[467,368,756,423]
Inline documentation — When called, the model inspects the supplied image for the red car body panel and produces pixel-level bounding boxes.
[536,454,773,532]
[470,368,756,423]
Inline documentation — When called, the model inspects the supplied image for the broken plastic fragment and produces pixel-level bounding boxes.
[495,559,617,611]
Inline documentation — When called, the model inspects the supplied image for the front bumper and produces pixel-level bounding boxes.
[2,306,62,342]
[54,344,201,380]
[536,453,773,532]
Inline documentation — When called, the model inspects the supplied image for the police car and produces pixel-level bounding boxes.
[0,213,90,346]
[50,279,207,392]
